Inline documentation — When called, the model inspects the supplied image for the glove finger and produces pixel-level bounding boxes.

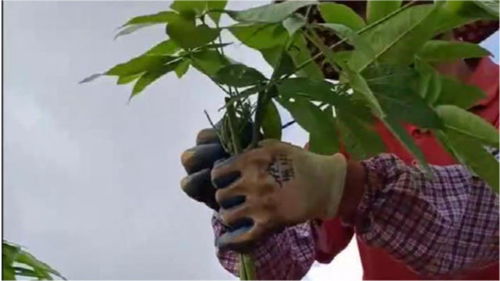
[196,128,220,145]
[180,168,218,210]
[181,142,228,174]
[215,218,255,252]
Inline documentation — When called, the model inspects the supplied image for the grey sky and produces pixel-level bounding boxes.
[4,1,498,280]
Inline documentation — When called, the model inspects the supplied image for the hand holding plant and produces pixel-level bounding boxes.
[82,0,499,278]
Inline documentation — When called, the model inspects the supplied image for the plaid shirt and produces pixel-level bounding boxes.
[212,153,499,279]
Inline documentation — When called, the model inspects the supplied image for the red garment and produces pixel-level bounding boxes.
[315,57,499,280]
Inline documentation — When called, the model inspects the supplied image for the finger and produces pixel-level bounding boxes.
[211,157,241,189]
[211,149,272,187]
[219,203,251,227]
[180,168,218,210]
[196,128,220,145]
[181,143,228,174]
[218,195,246,210]
[216,222,265,252]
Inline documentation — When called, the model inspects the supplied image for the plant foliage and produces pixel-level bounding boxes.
[2,241,65,280]
[82,0,499,278]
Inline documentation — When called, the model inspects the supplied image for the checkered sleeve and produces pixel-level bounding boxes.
[211,215,315,279]
[357,153,499,277]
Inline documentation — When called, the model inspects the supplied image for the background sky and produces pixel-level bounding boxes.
[4,1,498,280]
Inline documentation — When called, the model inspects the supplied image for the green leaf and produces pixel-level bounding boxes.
[443,0,498,21]
[227,1,315,23]
[229,23,288,50]
[320,23,374,59]
[367,0,403,24]
[473,0,499,18]
[436,105,499,147]
[337,116,385,160]
[418,40,491,62]
[277,77,337,103]
[282,14,306,36]
[261,100,282,140]
[191,49,230,76]
[344,69,385,117]
[114,24,155,40]
[207,0,228,23]
[214,64,267,87]
[144,40,180,56]
[437,130,499,192]
[319,2,365,30]
[383,117,430,172]
[433,0,498,35]
[435,75,485,109]
[414,59,442,105]
[278,97,338,155]
[287,35,324,80]
[131,60,181,98]
[174,59,190,78]
[14,246,65,280]
[106,55,175,77]
[364,64,442,128]
[117,74,141,85]
[122,11,178,26]
[260,47,295,77]
[167,16,219,49]
[170,0,207,15]
[79,73,103,84]
[349,4,438,71]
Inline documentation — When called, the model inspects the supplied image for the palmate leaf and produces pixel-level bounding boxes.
[207,0,228,23]
[383,117,430,172]
[227,1,315,23]
[437,130,499,192]
[414,59,442,105]
[364,64,442,129]
[436,105,499,147]
[114,11,178,39]
[3,241,65,280]
[278,97,338,155]
[418,40,491,62]
[366,0,403,24]
[214,64,267,87]
[166,15,219,49]
[260,47,295,77]
[282,14,306,36]
[191,49,230,76]
[319,2,365,30]
[473,0,499,18]
[122,11,178,26]
[131,60,182,98]
[349,4,439,71]
[229,23,288,50]
[261,100,282,140]
[277,77,339,104]
[107,55,175,77]
[337,113,385,160]
[287,35,324,80]
[435,75,485,109]
[174,59,191,78]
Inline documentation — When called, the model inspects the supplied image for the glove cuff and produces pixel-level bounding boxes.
[323,153,348,219]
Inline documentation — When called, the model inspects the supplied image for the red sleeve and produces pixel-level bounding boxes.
[312,218,354,264]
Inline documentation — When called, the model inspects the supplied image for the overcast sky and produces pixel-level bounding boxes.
[4,1,498,280]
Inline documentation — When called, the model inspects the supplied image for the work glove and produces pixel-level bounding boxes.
[180,128,229,210]
[211,139,348,250]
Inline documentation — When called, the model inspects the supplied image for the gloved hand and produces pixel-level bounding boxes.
[180,128,229,210]
[211,139,348,250]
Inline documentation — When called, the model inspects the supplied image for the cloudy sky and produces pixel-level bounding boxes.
[4,1,498,280]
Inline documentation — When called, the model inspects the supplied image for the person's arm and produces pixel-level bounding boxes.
[347,153,499,277]
[212,217,316,280]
